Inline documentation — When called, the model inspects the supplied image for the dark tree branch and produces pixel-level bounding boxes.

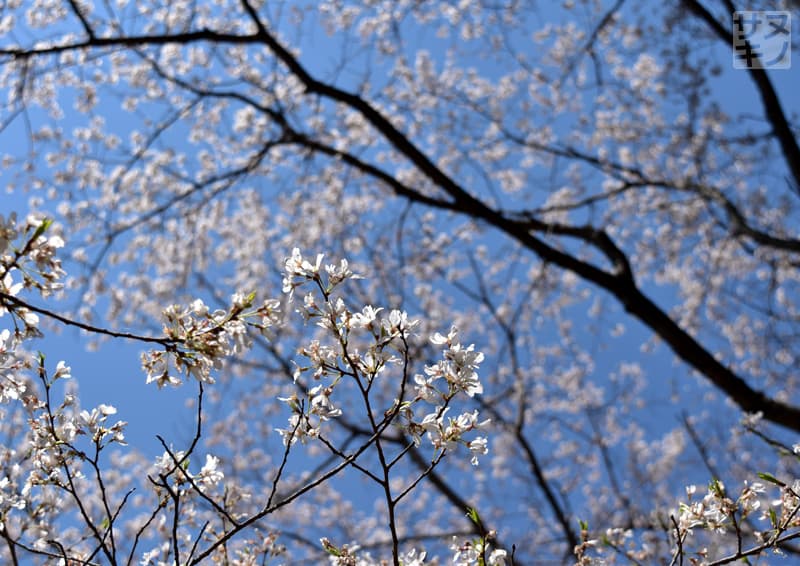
[230,4,800,432]
[0,291,177,345]
[0,29,263,59]
[66,0,97,40]
[681,0,800,193]
[235,20,800,432]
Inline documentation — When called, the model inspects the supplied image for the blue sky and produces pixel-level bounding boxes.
[0,190,197,452]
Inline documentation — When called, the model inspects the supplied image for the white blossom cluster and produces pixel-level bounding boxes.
[677,476,800,542]
[0,233,502,563]
[576,471,800,565]
[0,0,799,562]
[141,291,279,387]
[0,212,65,335]
[276,248,491,469]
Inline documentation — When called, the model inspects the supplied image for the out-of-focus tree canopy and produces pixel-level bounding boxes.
[1,1,799,564]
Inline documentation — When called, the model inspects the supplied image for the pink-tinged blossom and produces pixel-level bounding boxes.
[283,248,324,297]
[430,325,458,346]
[467,436,489,466]
[350,305,383,329]
[0,475,25,511]
[325,258,359,287]
[452,546,480,565]
[196,454,224,488]
[5,0,798,559]
[413,372,440,403]
[52,360,71,381]
[380,309,419,338]
[277,413,318,446]
[309,384,342,420]
[154,449,186,476]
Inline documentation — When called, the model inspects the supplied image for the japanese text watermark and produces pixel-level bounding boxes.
[732,11,791,69]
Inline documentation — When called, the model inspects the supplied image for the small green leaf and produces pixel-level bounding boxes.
[768,507,778,528]
[757,472,786,487]
[321,538,342,557]
[708,478,725,496]
[30,217,52,241]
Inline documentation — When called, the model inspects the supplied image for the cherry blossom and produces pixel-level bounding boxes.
[0,0,798,563]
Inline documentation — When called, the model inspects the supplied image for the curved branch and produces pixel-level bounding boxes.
[232,10,800,432]
[0,29,263,59]
[66,0,96,40]
[0,291,176,345]
[682,0,800,193]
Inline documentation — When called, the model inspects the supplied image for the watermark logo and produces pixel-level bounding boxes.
[732,11,791,69]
